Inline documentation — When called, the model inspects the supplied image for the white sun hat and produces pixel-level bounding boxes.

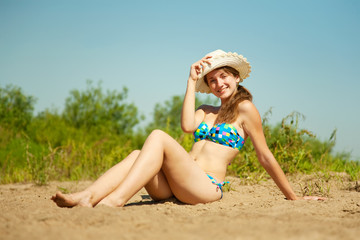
[195,49,251,94]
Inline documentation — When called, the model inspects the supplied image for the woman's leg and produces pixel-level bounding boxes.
[98,130,221,207]
[52,149,174,207]
[144,170,173,201]
[51,150,141,207]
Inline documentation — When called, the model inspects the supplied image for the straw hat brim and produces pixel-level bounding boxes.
[195,50,251,94]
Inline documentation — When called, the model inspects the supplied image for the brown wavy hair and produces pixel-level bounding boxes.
[204,66,253,124]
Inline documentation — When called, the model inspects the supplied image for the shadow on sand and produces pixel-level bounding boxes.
[124,195,185,207]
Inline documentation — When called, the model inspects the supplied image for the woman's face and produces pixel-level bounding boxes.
[206,68,240,101]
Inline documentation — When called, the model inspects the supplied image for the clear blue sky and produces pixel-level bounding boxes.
[1,0,359,160]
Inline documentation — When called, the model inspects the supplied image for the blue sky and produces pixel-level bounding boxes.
[1,0,359,160]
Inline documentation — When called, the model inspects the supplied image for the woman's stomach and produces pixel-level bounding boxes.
[189,140,239,180]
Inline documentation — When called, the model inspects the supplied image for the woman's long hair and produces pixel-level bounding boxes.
[204,66,253,124]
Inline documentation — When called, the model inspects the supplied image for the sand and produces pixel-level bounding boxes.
[0,174,359,240]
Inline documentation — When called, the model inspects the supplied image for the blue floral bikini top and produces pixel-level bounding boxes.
[193,122,245,151]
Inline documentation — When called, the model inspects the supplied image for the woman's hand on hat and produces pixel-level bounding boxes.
[189,56,212,81]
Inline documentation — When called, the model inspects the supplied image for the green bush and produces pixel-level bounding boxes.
[63,80,142,136]
[0,84,36,131]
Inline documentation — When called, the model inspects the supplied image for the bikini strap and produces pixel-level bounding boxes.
[206,174,229,190]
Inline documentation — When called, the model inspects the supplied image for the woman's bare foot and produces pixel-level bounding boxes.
[51,191,93,208]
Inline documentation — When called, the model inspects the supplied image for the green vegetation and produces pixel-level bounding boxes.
[0,82,359,187]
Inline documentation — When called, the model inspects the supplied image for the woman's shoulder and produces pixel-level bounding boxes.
[237,100,257,113]
[236,100,261,123]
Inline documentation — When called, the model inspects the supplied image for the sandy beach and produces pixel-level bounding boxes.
[1,174,359,240]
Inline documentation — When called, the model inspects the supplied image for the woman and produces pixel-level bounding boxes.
[51,49,322,208]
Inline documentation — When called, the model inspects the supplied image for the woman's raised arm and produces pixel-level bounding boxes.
[181,57,211,133]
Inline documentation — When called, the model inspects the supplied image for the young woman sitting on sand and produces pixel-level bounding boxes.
[52,49,323,208]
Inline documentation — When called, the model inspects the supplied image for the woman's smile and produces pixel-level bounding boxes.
[206,68,239,101]
[217,86,229,94]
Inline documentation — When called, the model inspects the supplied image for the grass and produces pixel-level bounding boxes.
[1,111,359,187]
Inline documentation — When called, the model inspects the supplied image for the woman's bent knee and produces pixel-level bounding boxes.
[130,149,141,156]
[149,129,167,138]
[146,129,170,145]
